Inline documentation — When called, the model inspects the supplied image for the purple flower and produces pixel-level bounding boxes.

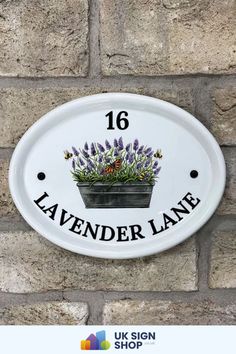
[98,155,103,163]
[82,149,89,159]
[105,139,111,150]
[144,159,151,168]
[147,151,153,158]
[84,142,89,151]
[87,160,94,171]
[133,139,139,151]
[145,147,152,155]
[137,162,142,169]
[137,146,144,155]
[105,157,111,163]
[126,143,131,152]
[97,143,105,153]
[114,149,119,157]
[72,146,79,156]
[91,143,96,156]
[72,158,76,170]
[153,160,158,169]
[118,137,124,150]
[114,138,118,148]
[79,157,85,166]
[154,167,161,176]
[126,153,130,161]
[128,154,134,164]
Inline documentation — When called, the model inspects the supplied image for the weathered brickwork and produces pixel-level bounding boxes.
[0,302,88,325]
[0,231,197,293]
[209,231,236,289]
[100,0,236,75]
[0,0,235,325]
[211,88,236,145]
[0,0,89,76]
[103,300,236,325]
[0,157,18,218]
[217,148,236,215]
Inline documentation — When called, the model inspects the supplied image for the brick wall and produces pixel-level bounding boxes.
[0,0,235,325]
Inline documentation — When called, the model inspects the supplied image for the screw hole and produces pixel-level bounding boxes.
[37,172,46,180]
[190,170,198,178]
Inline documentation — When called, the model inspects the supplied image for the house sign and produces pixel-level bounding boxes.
[9,93,226,258]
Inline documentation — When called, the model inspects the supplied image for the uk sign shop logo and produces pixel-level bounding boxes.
[81,330,111,350]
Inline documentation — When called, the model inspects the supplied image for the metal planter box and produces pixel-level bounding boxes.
[77,182,154,208]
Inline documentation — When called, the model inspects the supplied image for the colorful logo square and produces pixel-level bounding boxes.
[81,330,111,350]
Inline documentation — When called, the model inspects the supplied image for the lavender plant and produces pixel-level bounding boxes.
[64,138,162,185]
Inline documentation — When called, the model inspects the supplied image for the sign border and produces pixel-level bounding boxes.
[9,93,226,258]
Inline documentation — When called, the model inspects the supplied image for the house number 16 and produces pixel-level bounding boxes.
[106,111,129,130]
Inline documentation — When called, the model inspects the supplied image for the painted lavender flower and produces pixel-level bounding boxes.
[82,149,89,159]
[72,146,79,156]
[114,138,118,148]
[118,137,124,150]
[97,143,105,153]
[137,145,144,155]
[78,157,85,166]
[154,167,161,176]
[128,153,134,164]
[65,138,162,186]
[114,149,119,157]
[136,162,142,170]
[153,160,158,169]
[91,143,96,156]
[145,147,152,155]
[147,151,153,158]
[105,139,111,150]
[133,139,139,151]
[144,159,151,168]
[126,143,131,152]
[87,160,94,171]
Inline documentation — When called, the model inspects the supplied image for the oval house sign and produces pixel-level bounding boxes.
[9,93,226,259]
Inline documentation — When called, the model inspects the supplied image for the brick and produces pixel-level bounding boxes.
[0,157,19,218]
[103,300,236,325]
[209,230,236,289]
[167,1,236,75]
[0,302,88,325]
[211,88,236,145]
[100,0,236,75]
[217,148,236,215]
[0,87,194,147]
[0,0,88,76]
[0,231,197,293]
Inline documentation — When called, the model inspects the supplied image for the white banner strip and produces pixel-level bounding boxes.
[0,325,235,354]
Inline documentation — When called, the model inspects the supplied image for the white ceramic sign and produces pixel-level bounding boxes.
[9,93,225,259]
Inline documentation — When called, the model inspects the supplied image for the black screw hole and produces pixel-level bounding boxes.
[37,172,46,181]
[190,170,198,178]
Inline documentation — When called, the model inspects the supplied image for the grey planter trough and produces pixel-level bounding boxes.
[77,182,154,208]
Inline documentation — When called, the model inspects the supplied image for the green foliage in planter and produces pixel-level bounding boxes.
[64,138,162,185]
